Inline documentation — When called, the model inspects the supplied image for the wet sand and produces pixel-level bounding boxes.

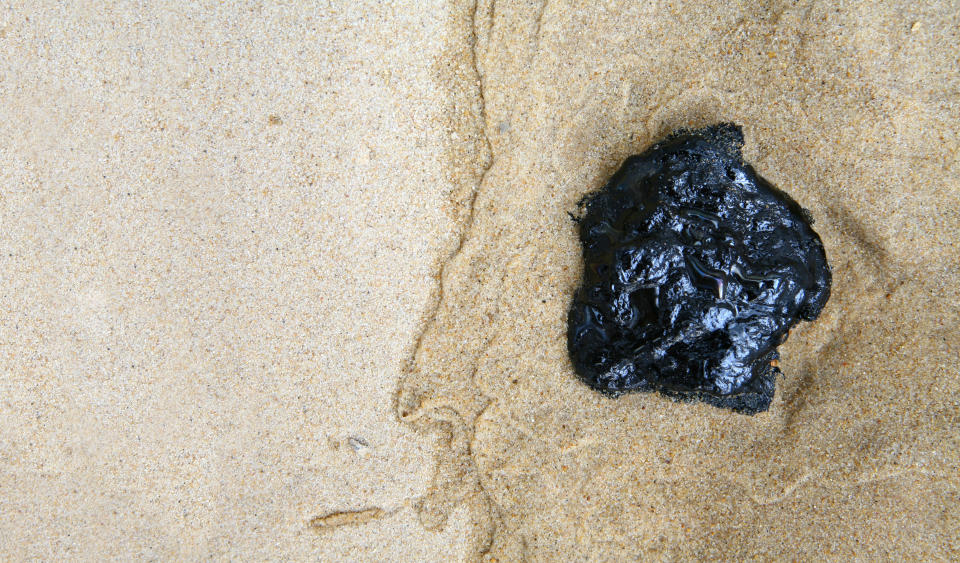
[401,0,960,560]
[2,1,958,560]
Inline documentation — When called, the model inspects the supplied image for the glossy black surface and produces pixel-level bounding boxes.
[567,124,831,414]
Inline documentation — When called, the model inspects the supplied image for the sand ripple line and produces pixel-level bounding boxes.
[309,508,385,531]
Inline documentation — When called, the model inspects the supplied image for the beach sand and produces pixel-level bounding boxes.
[2,1,958,560]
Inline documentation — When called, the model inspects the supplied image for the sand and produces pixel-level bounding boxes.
[2,1,958,561]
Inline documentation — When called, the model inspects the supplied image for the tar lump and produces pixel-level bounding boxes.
[567,124,831,414]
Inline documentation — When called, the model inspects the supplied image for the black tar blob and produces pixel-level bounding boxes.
[567,124,831,414]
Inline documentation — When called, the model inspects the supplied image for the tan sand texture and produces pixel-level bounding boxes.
[1,2,471,560]
[2,0,959,561]
[400,0,960,560]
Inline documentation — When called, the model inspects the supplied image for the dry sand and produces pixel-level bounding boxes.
[2,1,958,561]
